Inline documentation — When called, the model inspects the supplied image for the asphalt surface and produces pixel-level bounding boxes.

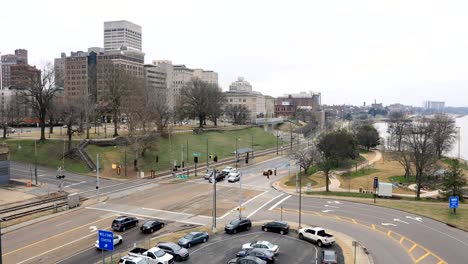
[2,151,468,264]
[186,227,343,264]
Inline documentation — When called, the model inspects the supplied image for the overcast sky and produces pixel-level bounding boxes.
[2,0,467,106]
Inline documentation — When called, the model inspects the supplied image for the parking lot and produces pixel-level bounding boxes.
[185,226,344,264]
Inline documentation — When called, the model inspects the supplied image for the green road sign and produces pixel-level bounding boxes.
[192,152,201,157]
[177,175,189,179]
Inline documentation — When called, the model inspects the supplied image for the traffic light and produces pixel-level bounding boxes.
[213,155,218,162]
[182,161,185,168]
[117,166,121,175]
[245,152,249,164]
[155,155,159,163]
[209,155,213,160]
[194,156,198,163]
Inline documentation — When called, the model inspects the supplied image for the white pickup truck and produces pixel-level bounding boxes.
[128,247,174,264]
[298,227,335,247]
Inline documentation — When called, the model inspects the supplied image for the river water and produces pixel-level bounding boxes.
[375,115,468,160]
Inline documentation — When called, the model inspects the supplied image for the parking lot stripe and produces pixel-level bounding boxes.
[247,193,284,218]
[268,195,292,211]
[399,237,405,244]
[351,218,357,224]
[408,243,418,253]
[371,224,376,230]
[415,252,431,263]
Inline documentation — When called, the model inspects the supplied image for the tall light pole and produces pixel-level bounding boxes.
[457,127,461,160]
[0,217,5,264]
[34,140,38,185]
[239,168,243,219]
[235,138,239,169]
[206,138,209,170]
[276,131,279,155]
[299,163,302,229]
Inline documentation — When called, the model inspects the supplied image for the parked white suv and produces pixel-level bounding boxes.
[227,171,241,182]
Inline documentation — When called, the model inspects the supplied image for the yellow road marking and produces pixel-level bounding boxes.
[4,215,115,256]
[278,207,448,264]
[415,252,431,263]
[408,243,418,253]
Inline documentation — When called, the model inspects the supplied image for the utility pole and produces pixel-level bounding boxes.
[276,131,279,155]
[34,140,38,185]
[124,146,127,177]
[235,138,238,169]
[299,163,302,229]
[0,217,5,264]
[290,123,293,152]
[96,153,100,202]
[239,169,243,219]
[212,156,217,233]
[206,138,209,170]
[457,127,461,160]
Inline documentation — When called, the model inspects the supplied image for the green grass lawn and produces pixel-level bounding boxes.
[284,166,319,187]
[6,139,90,174]
[348,168,379,178]
[388,175,416,184]
[6,127,281,176]
[87,127,282,173]
[442,157,468,170]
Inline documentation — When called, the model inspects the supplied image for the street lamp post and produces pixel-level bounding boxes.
[457,127,461,160]
[0,217,5,264]
[299,164,302,229]
[235,138,239,169]
[276,131,279,155]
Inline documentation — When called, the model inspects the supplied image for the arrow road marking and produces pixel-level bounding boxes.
[324,205,339,208]
[327,201,342,204]
[406,216,423,222]
[89,226,97,233]
[394,219,409,224]
[382,223,397,226]
[321,210,334,213]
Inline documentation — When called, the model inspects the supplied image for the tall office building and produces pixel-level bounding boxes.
[104,20,142,51]
[1,49,29,89]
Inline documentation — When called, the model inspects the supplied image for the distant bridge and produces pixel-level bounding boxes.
[252,118,287,125]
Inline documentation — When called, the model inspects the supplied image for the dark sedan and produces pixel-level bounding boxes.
[236,248,275,263]
[140,220,165,234]
[228,256,266,264]
[178,232,209,248]
[225,218,252,234]
[158,242,189,261]
[261,221,289,235]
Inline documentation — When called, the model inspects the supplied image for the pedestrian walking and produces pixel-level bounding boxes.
[274,168,277,176]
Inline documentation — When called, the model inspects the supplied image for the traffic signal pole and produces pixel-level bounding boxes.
[96,154,100,202]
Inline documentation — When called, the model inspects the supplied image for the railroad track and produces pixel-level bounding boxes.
[1,141,305,222]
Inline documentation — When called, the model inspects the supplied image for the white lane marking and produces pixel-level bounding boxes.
[394,219,409,224]
[246,193,284,218]
[406,216,423,222]
[381,223,397,227]
[324,205,339,209]
[16,233,95,264]
[55,220,72,227]
[141,207,212,219]
[85,207,204,226]
[268,195,292,211]
[321,210,334,213]
[89,226,98,232]
[219,191,268,219]
[327,201,342,204]
[64,181,86,188]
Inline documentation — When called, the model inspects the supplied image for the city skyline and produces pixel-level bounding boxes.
[1,0,468,107]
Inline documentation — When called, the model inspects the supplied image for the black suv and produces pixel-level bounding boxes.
[112,216,139,232]
[208,172,226,183]
[225,218,252,234]
[262,221,289,235]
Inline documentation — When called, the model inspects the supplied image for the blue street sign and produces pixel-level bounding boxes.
[98,230,114,251]
[373,177,379,189]
[449,196,459,209]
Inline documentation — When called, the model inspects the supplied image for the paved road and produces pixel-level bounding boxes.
[2,153,467,264]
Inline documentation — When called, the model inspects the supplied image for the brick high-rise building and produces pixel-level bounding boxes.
[1,49,29,89]
[10,64,41,89]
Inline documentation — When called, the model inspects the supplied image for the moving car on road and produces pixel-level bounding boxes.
[261,221,289,235]
[322,250,338,264]
[128,247,174,264]
[225,218,252,234]
[221,167,237,176]
[208,172,226,183]
[141,220,165,234]
[298,227,335,247]
[95,234,123,250]
[241,241,279,255]
[204,169,220,180]
[112,216,139,232]
[178,231,209,248]
[227,256,267,264]
[236,248,275,263]
[227,171,241,182]
[158,242,190,261]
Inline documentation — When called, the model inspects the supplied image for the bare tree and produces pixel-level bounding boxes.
[225,105,250,125]
[387,111,411,151]
[178,78,224,128]
[61,103,81,152]
[291,146,320,174]
[153,90,172,137]
[430,114,457,159]
[101,62,132,137]
[20,63,58,141]
[207,87,225,126]
[403,119,437,199]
